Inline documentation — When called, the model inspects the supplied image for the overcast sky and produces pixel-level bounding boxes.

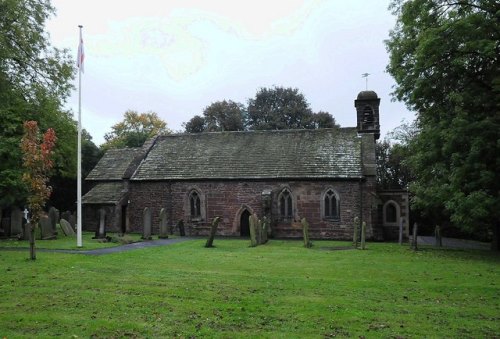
[46,0,414,146]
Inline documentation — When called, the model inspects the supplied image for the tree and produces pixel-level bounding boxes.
[21,121,57,260]
[183,100,246,133]
[247,86,314,130]
[203,100,246,132]
[386,0,500,248]
[183,115,206,133]
[376,121,417,190]
[311,111,340,129]
[103,110,171,149]
[0,0,76,209]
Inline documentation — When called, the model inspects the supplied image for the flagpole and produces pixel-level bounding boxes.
[77,25,83,248]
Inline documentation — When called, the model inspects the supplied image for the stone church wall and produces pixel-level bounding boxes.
[127,179,376,240]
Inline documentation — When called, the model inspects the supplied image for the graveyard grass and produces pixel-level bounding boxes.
[0,239,499,338]
[0,232,143,250]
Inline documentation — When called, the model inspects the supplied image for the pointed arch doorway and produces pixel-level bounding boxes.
[240,209,251,237]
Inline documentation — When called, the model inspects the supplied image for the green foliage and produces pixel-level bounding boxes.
[183,86,338,132]
[0,0,76,208]
[385,0,500,239]
[247,86,312,130]
[376,121,417,190]
[0,240,498,337]
[183,114,206,133]
[103,110,171,149]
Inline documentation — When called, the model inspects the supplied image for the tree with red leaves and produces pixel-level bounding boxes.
[20,121,57,260]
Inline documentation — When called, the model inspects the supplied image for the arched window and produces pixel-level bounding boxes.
[279,188,293,220]
[383,200,400,226]
[363,105,374,124]
[322,188,340,219]
[386,203,397,223]
[189,191,201,218]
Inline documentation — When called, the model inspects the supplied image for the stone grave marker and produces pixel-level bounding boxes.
[142,207,152,240]
[94,208,106,239]
[177,220,185,236]
[40,215,56,240]
[69,212,76,230]
[10,207,23,237]
[48,207,59,234]
[61,211,71,226]
[60,219,76,236]
[158,208,168,239]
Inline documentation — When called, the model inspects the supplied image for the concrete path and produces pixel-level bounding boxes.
[417,236,491,250]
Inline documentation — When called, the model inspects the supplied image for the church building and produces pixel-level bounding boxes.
[82,91,409,240]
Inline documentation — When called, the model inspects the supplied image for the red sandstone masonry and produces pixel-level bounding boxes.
[128,179,373,240]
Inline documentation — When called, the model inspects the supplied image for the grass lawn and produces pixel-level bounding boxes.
[0,239,498,338]
[0,232,144,250]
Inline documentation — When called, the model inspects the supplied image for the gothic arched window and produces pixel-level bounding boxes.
[279,189,293,220]
[189,191,201,218]
[322,188,340,219]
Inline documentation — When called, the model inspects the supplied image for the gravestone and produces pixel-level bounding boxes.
[205,216,221,248]
[177,220,185,236]
[158,208,168,239]
[360,221,366,250]
[69,212,76,230]
[10,207,23,237]
[411,222,419,251]
[94,208,106,239]
[61,211,71,226]
[249,214,258,247]
[48,207,59,234]
[353,216,360,248]
[60,219,76,236]
[40,216,56,240]
[301,218,312,248]
[142,207,152,240]
[261,216,269,244]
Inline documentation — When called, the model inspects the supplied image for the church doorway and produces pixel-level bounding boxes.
[240,210,251,237]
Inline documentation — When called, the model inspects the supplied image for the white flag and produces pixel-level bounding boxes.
[77,31,84,73]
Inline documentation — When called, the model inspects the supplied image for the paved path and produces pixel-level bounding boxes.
[417,236,491,250]
[0,237,196,255]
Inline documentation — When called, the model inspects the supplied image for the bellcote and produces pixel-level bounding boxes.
[355,90,380,140]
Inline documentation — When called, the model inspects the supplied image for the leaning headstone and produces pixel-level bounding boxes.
[61,211,71,226]
[48,207,59,234]
[60,219,76,236]
[10,207,23,237]
[69,212,77,230]
[142,207,152,240]
[249,214,258,247]
[40,216,56,240]
[360,221,366,250]
[94,208,106,239]
[301,218,312,248]
[158,208,168,239]
[205,216,221,248]
[353,216,360,248]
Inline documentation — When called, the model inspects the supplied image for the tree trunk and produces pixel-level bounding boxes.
[29,222,36,260]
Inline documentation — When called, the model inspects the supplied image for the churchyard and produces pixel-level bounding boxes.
[0,237,498,338]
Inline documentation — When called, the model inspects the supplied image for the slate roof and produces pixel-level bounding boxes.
[86,148,141,180]
[82,182,126,204]
[131,128,363,180]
